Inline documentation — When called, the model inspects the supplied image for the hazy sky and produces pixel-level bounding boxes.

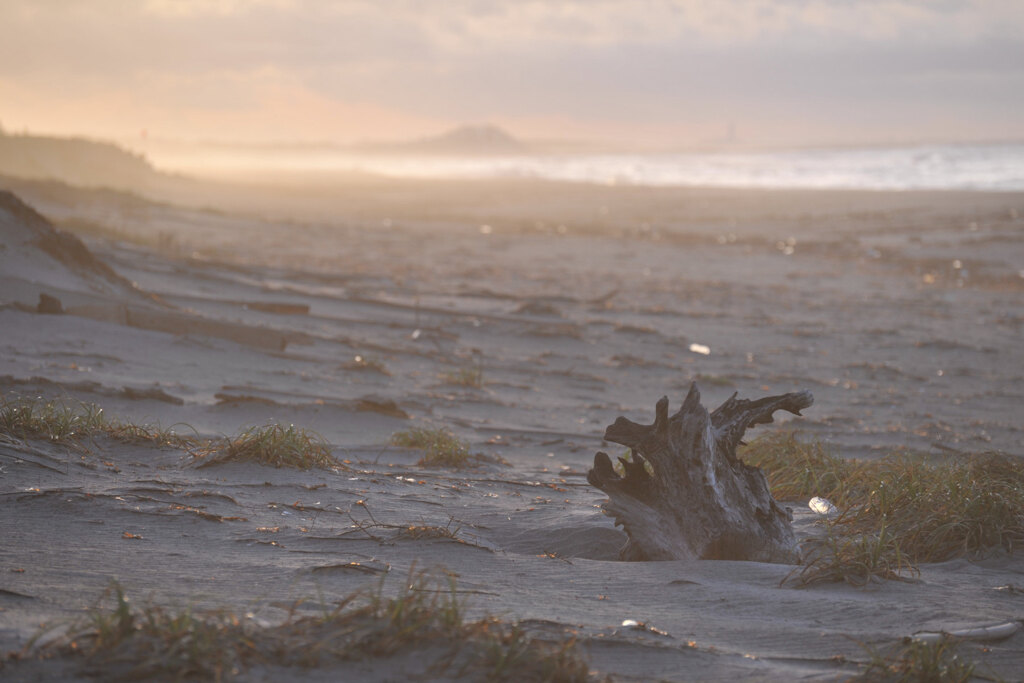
[1,0,1023,149]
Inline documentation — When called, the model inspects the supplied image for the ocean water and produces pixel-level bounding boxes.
[162,142,1024,191]
[334,143,1024,191]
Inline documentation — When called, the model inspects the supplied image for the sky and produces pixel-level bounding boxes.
[1,0,1023,150]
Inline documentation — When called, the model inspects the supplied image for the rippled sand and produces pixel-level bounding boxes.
[2,176,1023,680]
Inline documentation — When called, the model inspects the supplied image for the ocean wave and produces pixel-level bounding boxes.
[226,142,1024,191]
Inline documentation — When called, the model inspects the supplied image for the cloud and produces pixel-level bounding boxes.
[1,0,1023,145]
[141,0,296,17]
[6,1,1022,75]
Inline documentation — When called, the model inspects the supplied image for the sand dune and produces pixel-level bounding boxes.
[2,178,1023,680]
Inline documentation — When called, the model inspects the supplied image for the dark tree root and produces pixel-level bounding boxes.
[587,383,812,563]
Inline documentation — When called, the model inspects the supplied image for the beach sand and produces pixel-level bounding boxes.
[2,174,1023,680]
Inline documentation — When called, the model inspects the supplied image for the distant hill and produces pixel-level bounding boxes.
[354,125,530,155]
[0,131,160,190]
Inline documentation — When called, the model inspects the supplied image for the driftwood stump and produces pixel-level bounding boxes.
[587,383,812,563]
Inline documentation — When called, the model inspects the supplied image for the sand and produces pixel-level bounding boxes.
[1,173,1023,680]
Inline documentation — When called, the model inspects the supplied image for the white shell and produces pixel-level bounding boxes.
[808,496,837,516]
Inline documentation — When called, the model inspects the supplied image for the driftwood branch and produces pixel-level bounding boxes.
[587,383,812,563]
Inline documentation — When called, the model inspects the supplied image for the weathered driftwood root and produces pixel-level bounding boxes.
[587,383,812,563]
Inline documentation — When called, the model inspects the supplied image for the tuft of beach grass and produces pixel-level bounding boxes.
[30,574,593,682]
[741,431,1024,586]
[0,395,194,449]
[1,396,342,470]
[440,363,484,388]
[785,523,919,587]
[858,638,976,682]
[1,395,106,442]
[196,423,340,470]
[391,427,482,468]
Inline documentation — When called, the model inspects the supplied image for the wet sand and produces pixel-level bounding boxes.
[2,175,1023,680]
